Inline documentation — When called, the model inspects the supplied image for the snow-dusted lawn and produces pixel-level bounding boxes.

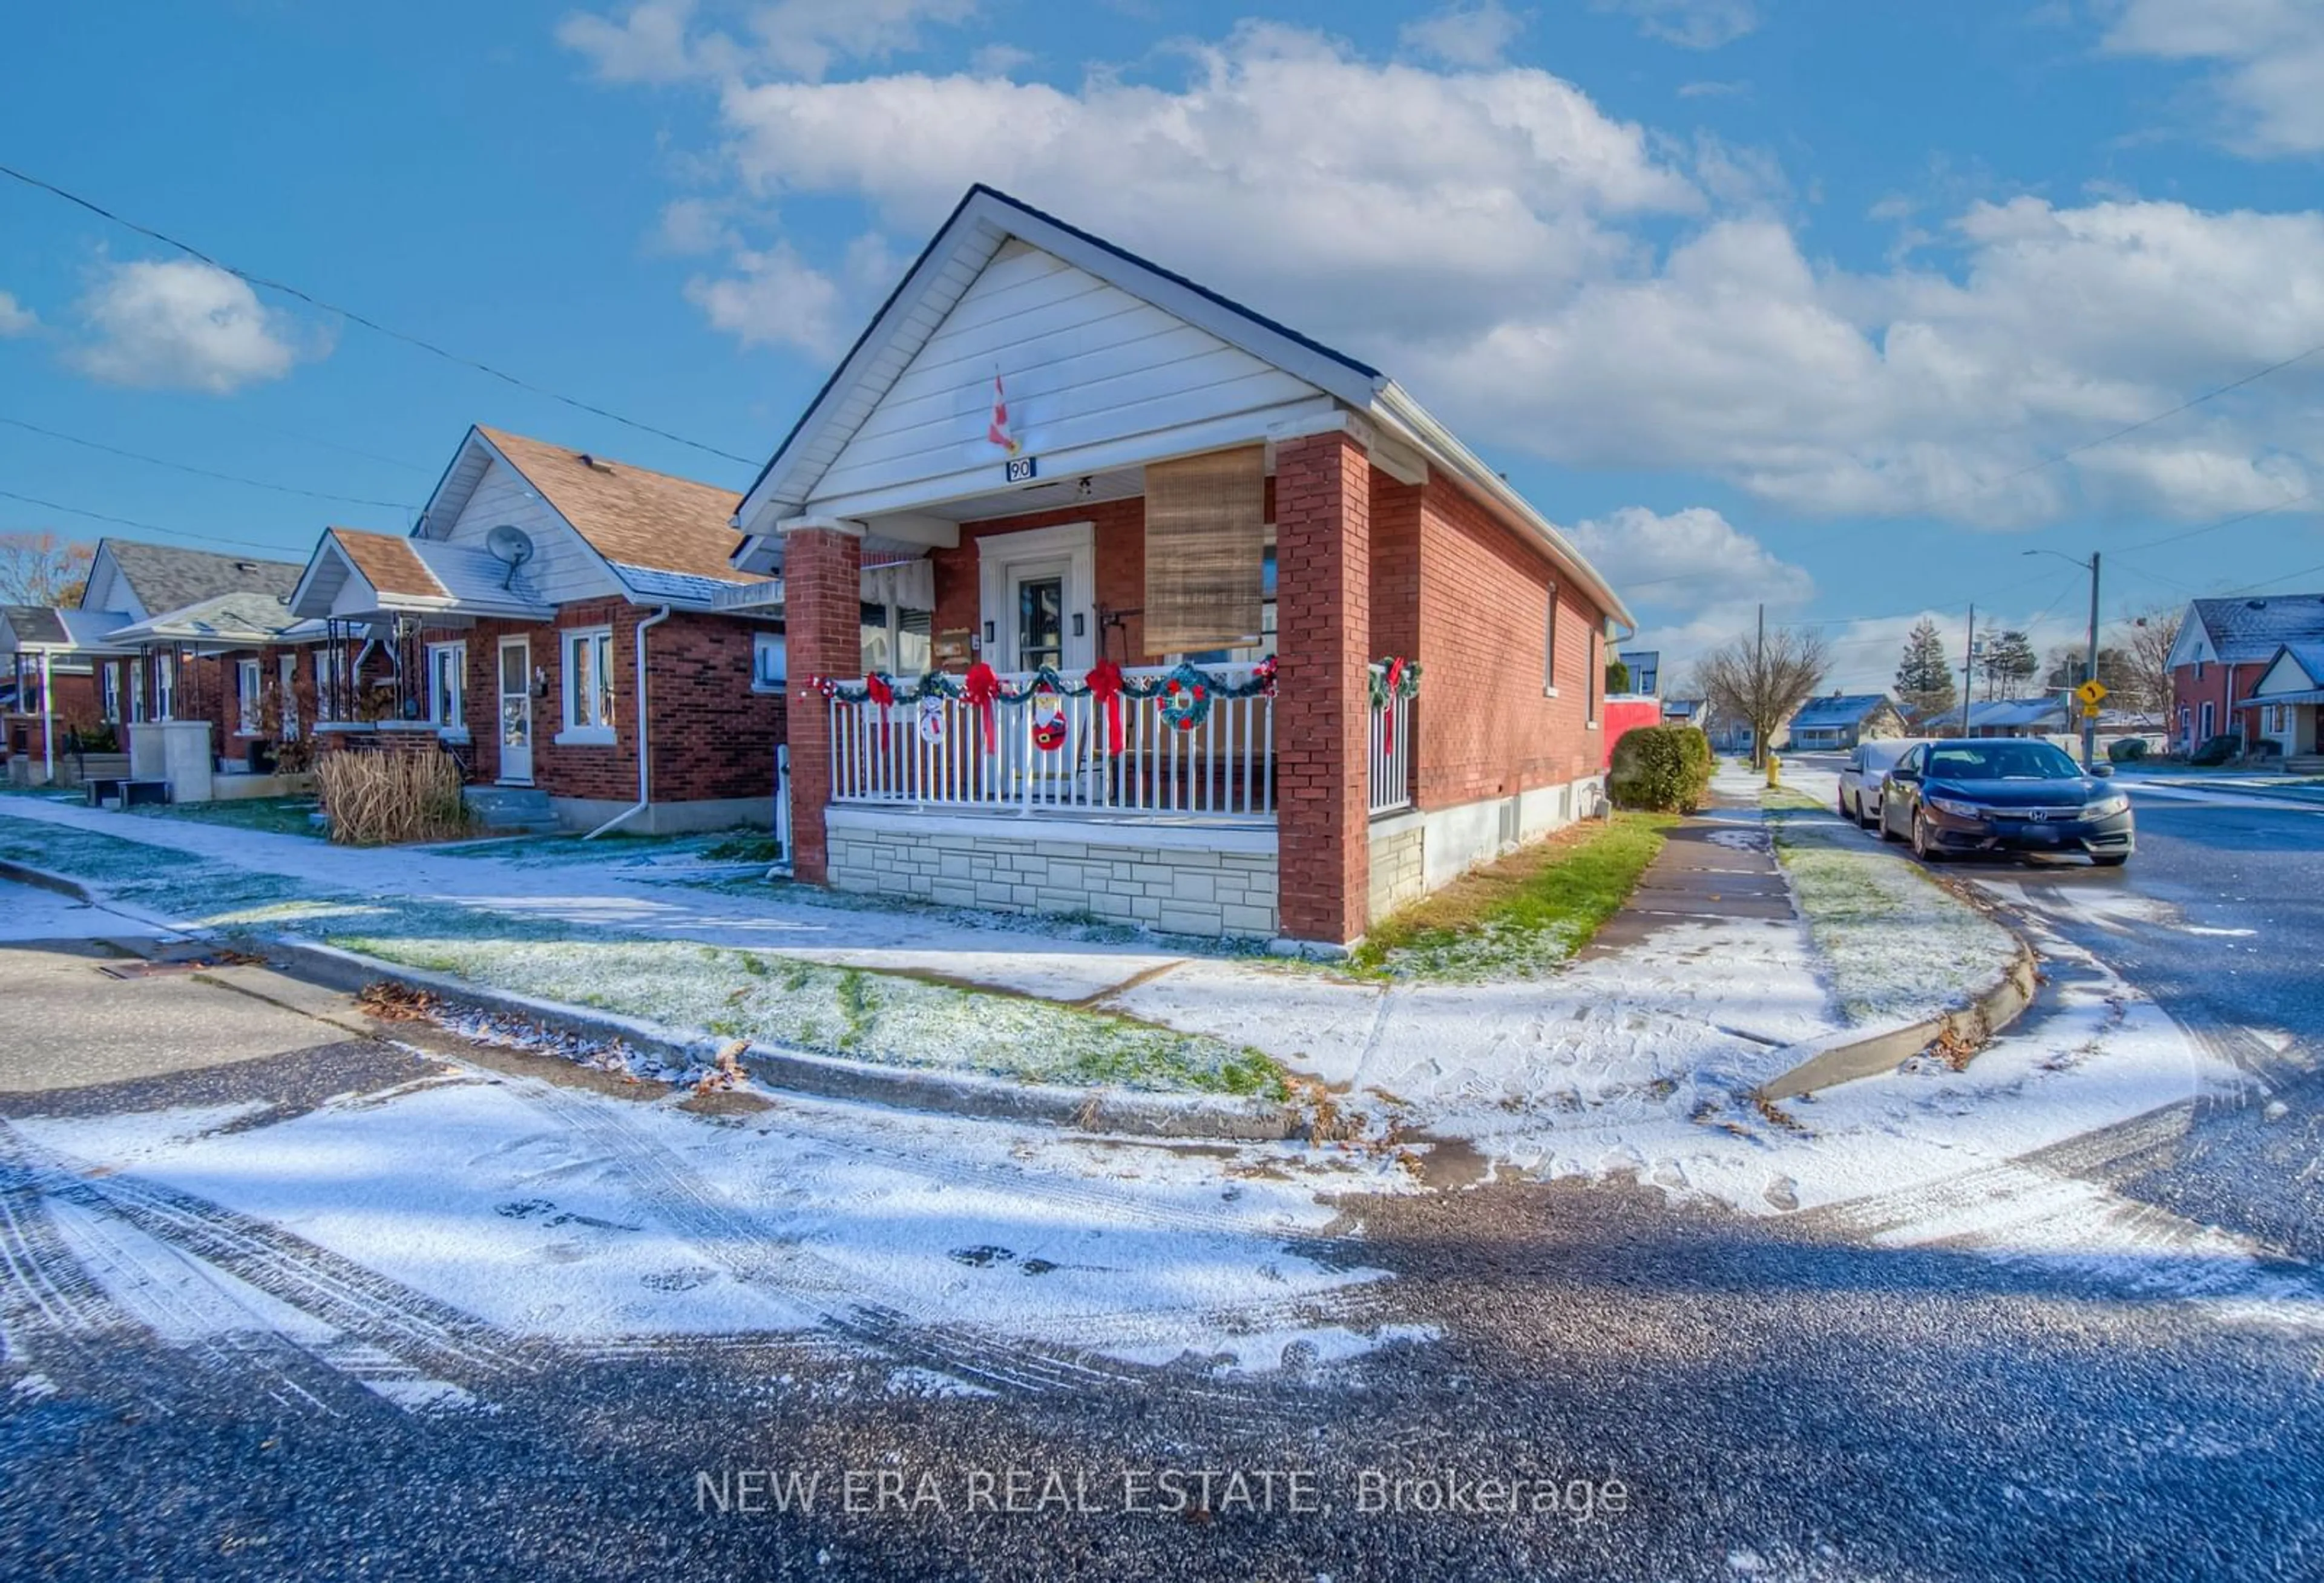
[1765,807,2019,1024]
[11,1064,1416,1374]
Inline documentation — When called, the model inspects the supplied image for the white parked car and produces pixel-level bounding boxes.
[1838,738,1930,829]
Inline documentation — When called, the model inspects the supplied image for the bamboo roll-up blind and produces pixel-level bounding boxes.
[1143,445,1266,654]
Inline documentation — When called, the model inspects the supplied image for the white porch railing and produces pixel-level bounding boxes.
[1368,662,1414,816]
[828,663,1275,821]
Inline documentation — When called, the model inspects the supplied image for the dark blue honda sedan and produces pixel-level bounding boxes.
[1877,738,2134,867]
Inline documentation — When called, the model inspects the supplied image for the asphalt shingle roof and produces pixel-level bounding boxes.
[98,540,300,615]
[1,605,67,645]
[2189,594,2324,665]
[480,428,754,586]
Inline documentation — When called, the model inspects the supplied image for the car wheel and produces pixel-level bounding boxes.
[1911,810,1945,862]
[2091,853,2129,868]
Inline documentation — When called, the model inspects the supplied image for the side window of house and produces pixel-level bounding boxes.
[1544,585,1560,694]
[427,642,466,729]
[753,632,786,691]
[563,629,616,734]
[1587,629,1600,724]
[103,663,122,723]
[156,654,175,720]
[859,601,935,675]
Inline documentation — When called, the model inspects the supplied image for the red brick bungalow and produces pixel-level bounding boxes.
[730,186,1636,950]
[287,426,785,834]
[2166,593,2324,756]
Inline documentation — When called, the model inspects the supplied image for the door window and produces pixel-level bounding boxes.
[1016,575,1063,672]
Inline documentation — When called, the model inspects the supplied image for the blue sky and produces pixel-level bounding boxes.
[5,0,2324,688]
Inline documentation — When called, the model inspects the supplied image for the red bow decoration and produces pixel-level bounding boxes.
[1086,660,1126,755]
[865,673,894,749]
[1380,657,1406,748]
[963,661,1000,753]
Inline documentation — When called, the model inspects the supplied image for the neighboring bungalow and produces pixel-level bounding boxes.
[1963,696,2071,738]
[734,185,1634,948]
[2167,594,2324,752]
[1785,693,1905,751]
[288,425,784,834]
[2237,642,2324,769]
[77,539,303,738]
[1661,696,1710,732]
[1,604,128,782]
[102,589,318,775]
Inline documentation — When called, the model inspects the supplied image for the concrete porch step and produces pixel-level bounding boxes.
[462,785,559,833]
[2285,755,2324,775]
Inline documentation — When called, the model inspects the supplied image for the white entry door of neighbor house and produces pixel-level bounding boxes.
[498,637,533,784]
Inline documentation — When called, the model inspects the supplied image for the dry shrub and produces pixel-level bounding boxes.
[318,749,471,845]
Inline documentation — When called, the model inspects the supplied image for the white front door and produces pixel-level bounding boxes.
[1003,558,1084,674]
[497,637,533,784]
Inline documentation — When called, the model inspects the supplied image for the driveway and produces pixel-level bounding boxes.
[5,879,2323,1580]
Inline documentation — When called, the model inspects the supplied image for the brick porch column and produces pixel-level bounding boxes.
[1275,429,1372,946]
[780,520,864,885]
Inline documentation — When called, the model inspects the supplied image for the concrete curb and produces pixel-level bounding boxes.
[1753,936,2043,1103]
[0,857,1305,1142]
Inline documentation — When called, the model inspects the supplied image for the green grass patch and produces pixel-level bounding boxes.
[128,796,323,839]
[1758,785,1825,811]
[1351,812,1676,980]
[0,810,1282,1100]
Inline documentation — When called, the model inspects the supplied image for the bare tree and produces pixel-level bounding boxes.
[0,531,94,606]
[1697,626,1831,768]
[2115,603,2182,716]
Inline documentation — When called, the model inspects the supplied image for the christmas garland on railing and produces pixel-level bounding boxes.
[1368,657,1422,709]
[806,658,1279,754]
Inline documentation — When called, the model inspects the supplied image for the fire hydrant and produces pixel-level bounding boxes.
[1765,754,1782,788]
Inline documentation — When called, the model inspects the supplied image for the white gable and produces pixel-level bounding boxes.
[2253,647,2324,696]
[807,240,1324,514]
[2164,603,2217,670]
[79,545,143,621]
[426,453,618,607]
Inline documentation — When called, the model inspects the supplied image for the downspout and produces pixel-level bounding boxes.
[584,606,672,840]
[39,648,54,784]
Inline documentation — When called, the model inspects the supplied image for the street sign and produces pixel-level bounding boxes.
[2081,700,2102,719]
[2074,678,2109,709]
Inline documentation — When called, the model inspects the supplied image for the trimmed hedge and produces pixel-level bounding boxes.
[2107,736,2150,763]
[1610,724,1716,813]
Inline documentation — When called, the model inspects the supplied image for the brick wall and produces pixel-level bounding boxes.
[1414,474,1608,808]
[1369,473,1422,662]
[439,606,783,803]
[783,526,865,883]
[2170,660,2259,750]
[933,496,1157,665]
[1275,430,1372,944]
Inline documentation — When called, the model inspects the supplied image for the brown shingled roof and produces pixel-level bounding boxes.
[478,427,751,583]
[330,527,445,598]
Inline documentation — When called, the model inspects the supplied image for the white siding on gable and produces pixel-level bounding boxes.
[79,550,142,621]
[430,454,620,606]
[810,240,1322,508]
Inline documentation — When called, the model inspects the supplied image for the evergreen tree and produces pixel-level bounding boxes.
[1894,617,1957,721]
[1980,630,2041,700]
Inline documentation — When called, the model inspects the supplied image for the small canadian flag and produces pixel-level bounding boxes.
[987,372,1019,455]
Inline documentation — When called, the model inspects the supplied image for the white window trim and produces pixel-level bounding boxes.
[313,651,336,722]
[1543,583,1561,697]
[976,521,1095,674]
[102,663,122,724]
[1586,629,1601,728]
[154,654,176,721]
[557,626,618,746]
[426,641,469,736]
[751,631,787,694]
[238,658,264,735]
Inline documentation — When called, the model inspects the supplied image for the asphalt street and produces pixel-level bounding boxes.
[1942,782,2324,1266]
[4,876,2322,1581]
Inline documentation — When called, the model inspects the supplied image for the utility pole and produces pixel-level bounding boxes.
[1960,604,1975,736]
[2082,551,2102,770]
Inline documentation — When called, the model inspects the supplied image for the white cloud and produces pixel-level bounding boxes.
[68,259,311,394]
[683,240,849,357]
[580,17,2324,530]
[1399,1,1526,67]
[0,290,36,337]
[560,0,976,84]
[2102,0,2324,156]
[1568,506,1814,672]
[1594,0,1759,50]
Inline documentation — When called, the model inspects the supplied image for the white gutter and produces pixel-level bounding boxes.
[583,605,672,841]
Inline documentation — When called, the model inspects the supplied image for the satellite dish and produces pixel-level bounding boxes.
[485,524,536,589]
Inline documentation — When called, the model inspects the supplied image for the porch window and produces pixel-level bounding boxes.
[238,658,264,734]
[313,651,335,721]
[1543,586,1560,695]
[102,663,121,724]
[155,654,176,721]
[279,654,301,739]
[1184,545,1276,665]
[560,628,616,742]
[752,632,787,692]
[129,665,145,724]
[859,601,933,675]
[427,641,467,731]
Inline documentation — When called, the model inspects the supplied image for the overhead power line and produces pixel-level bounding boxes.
[0,161,760,470]
[0,488,302,558]
[0,414,416,510]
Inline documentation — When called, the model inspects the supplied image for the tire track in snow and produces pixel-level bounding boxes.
[492,1072,1376,1404]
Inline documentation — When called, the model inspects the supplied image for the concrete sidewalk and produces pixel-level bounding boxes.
[1587,792,1798,957]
